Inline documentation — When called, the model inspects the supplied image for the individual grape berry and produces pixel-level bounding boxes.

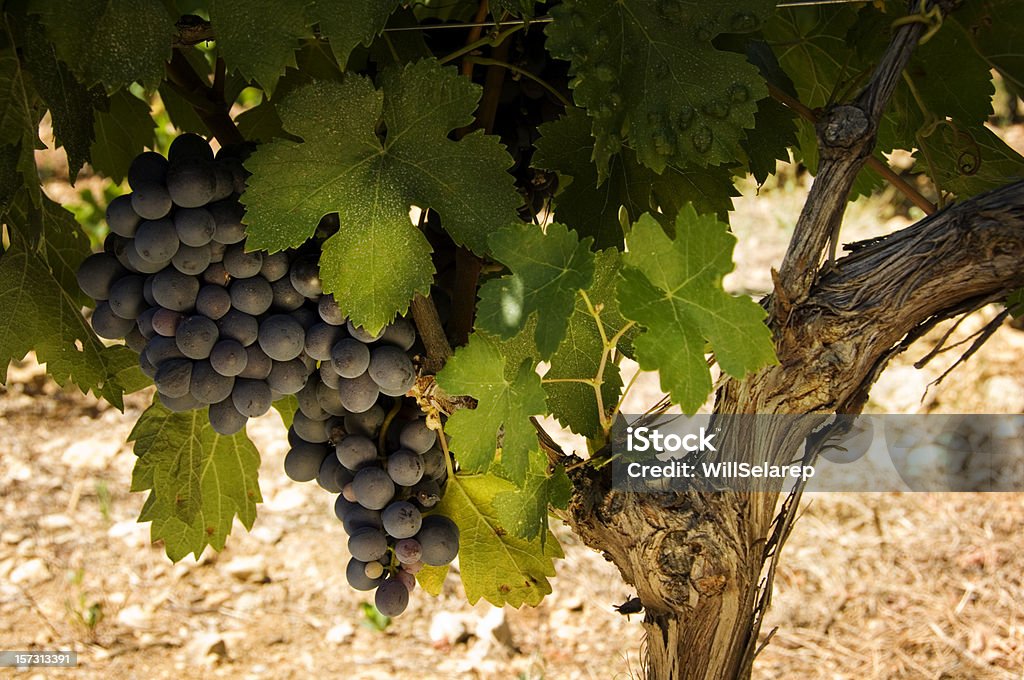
[387,449,425,486]
[289,257,322,298]
[144,335,186,365]
[124,239,166,274]
[105,194,141,238]
[176,314,219,360]
[292,410,329,443]
[128,151,168,190]
[130,183,172,220]
[304,323,342,362]
[334,498,383,534]
[172,243,212,275]
[351,467,395,510]
[259,251,289,282]
[337,372,380,413]
[344,405,386,437]
[346,319,384,343]
[202,261,230,286]
[189,360,235,404]
[168,132,213,163]
[209,398,247,435]
[380,318,417,351]
[319,362,341,389]
[348,528,388,562]
[367,346,416,395]
[267,358,309,395]
[107,275,146,320]
[238,344,273,379]
[230,277,273,316]
[258,314,305,361]
[208,199,246,244]
[364,561,385,580]
[151,268,199,312]
[382,500,422,539]
[270,275,304,311]
[402,560,424,574]
[134,218,180,263]
[318,294,345,325]
[346,558,382,592]
[208,240,227,264]
[316,453,348,494]
[284,441,329,482]
[336,434,377,471]
[341,483,358,502]
[330,338,371,379]
[125,327,148,353]
[417,515,460,566]
[173,207,216,247]
[317,381,348,416]
[76,252,127,301]
[196,285,231,320]
[136,307,157,339]
[151,308,184,337]
[91,301,135,339]
[223,244,263,279]
[374,578,410,617]
[167,157,216,208]
[323,416,346,444]
[395,569,416,594]
[232,378,273,417]
[160,391,203,414]
[296,378,326,420]
[154,359,192,399]
[394,538,422,565]
[399,418,436,454]
[210,339,248,377]
[216,309,259,346]
[290,306,319,330]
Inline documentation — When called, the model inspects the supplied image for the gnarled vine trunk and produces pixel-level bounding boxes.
[565,3,1024,676]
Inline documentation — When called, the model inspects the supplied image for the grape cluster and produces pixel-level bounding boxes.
[77,135,459,615]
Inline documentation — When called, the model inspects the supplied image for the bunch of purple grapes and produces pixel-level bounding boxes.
[76,134,459,616]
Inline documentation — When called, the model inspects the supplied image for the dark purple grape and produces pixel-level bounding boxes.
[284,440,329,482]
[257,314,305,361]
[304,323,343,362]
[266,358,309,395]
[151,308,184,337]
[223,244,263,279]
[128,151,168,189]
[134,218,180,263]
[289,257,322,298]
[176,314,219,360]
[337,372,379,413]
[105,194,141,238]
[230,276,273,316]
[217,309,259,346]
[318,294,345,325]
[209,398,247,435]
[172,243,212,275]
[77,252,127,301]
[232,378,273,417]
[174,207,216,247]
[416,515,460,566]
[189,360,234,404]
[168,132,213,163]
[154,358,192,398]
[208,199,246,244]
[92,301,135,339]
[196,285,231,320]
[167,157,216,208]
[259,251,289,282]
[151,268,199,312]
[210,339,248,377]
[130,183,172,220]
[270,275,304,311]
[238,343,272,379]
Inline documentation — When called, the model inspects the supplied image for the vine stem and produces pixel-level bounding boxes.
[165,50,244,147]
[463,56,572,107]
[767,83,936,216]
[438,24,524,66]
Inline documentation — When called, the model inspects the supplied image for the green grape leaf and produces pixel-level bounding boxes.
[618,208,777,413]
[8,194,92,306]
[243,60,520,332]
[0,231,135,409]
[533,108,737,249]
[209,0,311,96]
[235,99,292,143]
[130,401,262,562]
[415,563,449,596]
[0,144,22,216]
[546,0,773,176]
[435,333,547,485]
[272,395,298,429]
[544,249,629,439]
[308,1,403,67]
[18,14,104,183]
[953,1,1024,96]
[741,96,797,185]
[438,472,562,607]
[907,18,993,127]
[91,90,156,184]
[494,451,570,543]
[762,5,861,109]
[0,46,45,199]
[915,122,1024,199]
[477,222,595,359]
[30,0,175,91]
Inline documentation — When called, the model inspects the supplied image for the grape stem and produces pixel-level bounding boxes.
[463,57,572,108]
[165,50,244,147]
